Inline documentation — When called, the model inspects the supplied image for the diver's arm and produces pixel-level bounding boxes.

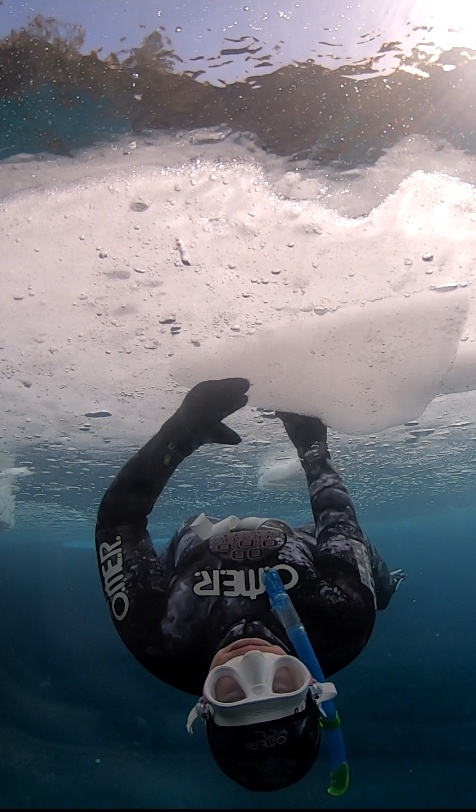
[94,378,250,674]
[276,411,405,610]
[94,410,207,668]
[96,377,249,532]
[96,414,203,534]
[275,412,365,539]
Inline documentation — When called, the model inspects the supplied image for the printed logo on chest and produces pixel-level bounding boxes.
[192,564,299,600]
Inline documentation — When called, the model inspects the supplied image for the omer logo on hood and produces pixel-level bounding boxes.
[245,730,289,750]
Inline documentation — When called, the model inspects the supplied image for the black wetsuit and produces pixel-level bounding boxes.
[95,419,396,697]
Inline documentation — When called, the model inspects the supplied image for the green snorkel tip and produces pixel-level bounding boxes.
[327,762,350,796]
[319,710,342,731]
[320,714,349,795]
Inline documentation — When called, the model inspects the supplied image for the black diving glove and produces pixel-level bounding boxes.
[276,411,328,452]
[177,377,250,446]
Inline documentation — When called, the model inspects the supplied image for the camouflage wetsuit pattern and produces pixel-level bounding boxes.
[95,417,397,697]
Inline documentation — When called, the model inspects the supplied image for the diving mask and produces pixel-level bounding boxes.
[187,650,337,731]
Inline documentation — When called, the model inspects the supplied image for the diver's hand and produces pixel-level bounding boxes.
[276,411,328,451]
[178,378,250,445]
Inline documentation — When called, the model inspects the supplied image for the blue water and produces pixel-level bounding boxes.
[2,3,476,808]
[0,85,129,160]
[1,494,475,809]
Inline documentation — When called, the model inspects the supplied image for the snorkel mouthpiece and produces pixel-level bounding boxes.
[263,567,350,797]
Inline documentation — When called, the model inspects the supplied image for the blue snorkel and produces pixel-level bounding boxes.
[263,567,349,796]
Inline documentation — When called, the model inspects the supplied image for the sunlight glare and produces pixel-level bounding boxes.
[420,0,476,49]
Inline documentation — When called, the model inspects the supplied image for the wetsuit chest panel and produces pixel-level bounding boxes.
[208,528,286,563]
